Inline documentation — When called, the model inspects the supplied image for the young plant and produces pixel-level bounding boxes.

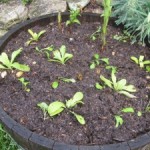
[35,45,54,59]
[58,77,76,83]
[100,71,137,98]
[90,26,101,41]
[37,92,85,125]
[48,45,73,65]
[66,9,81,26]
[131,55,150,68]
[101,0,112,50]
[51,81,59,89]
[26,29,46,45]
[37,102,48,120]
[114,115,123,128]
[18,77,30,92]
[0,48,30,72]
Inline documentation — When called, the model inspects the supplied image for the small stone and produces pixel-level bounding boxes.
[32,61,37,65]
[96,68,101,74]
[112,51,115,56]
[1,71,7,78]
[69,38,74,42]
[16,71,23,78]
[146,76,150,79]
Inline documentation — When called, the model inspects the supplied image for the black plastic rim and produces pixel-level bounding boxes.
[0,12,150,150]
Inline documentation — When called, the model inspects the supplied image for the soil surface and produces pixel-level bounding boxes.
[0,16,150,145]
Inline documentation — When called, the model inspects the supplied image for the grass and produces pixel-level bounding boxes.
[0,124,23,150]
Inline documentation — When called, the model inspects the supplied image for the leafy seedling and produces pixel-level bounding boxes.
[58,77,76,83]
[95,82,103,90]
[0,48,30,72]
[49,45,73,65]
[18,77,30,92]
[90,54,100,69]
[26,29,46,45]
[66,9,81,26]
[100,71,137,98]
[146,66,150,72]
[51,81,59,89]
[121,107,134,113]
[114,115,123,128]
[131,55,150,68]
[35,45,54,59]
[90,26,101,41]
[37,102,48,120]
[37,92,85,125]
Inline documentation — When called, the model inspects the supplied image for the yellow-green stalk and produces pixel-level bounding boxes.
[101,0,112,50]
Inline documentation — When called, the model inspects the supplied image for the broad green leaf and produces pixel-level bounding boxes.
[137,111,142,117]
[121,107,134,113]
[101,58,109,65]
[28,29,35,38]
[66,92,84,108]
[53,50,62,61]
[143,60,150,65]
[115,79,127,91]
[37,102,48,112]
[139,55,144,62]
[100,75,113,88]
[131,56,138,64]
[123,85,136,92]
[73,19,81,25]
[119,91,136,98]
[114,115,123,128]
[60,45,66,58]
[72,112,85,125]
[37,30,46,38]
[90,63,96,69]
[11,48,22,63]
[12,62,30,72]
[48,101,65,117]
[64,53,73,62]
[0,64,7,69]
[95,82,103,90]
[111,72,117,89]
[0,52,11,68]
[51,81,59,89]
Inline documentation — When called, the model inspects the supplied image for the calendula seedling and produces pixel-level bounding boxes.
[100,71,137,98]
[58,77,76,83]
[121,107,134,113]
[146,66,150,72]
[18,77,30,92]
[37,92,85,125]
[49,45,73,65]
[131,55,150,68]
[66,9,81,26]
[0,48,30,72]
[114,115,123,128]
[26,29,46,45]
[51,81,59,89]
[90,26,101,41]
[37,102,48,120]
[35,45,54,59]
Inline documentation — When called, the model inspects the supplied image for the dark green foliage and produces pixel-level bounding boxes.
[112,0,150,44]
[21,0,32,5]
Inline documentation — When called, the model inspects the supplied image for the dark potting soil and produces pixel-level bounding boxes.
[0,19,150,145]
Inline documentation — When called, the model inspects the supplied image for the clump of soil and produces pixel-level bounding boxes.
[0,17,150,145]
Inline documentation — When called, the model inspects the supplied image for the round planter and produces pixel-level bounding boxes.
[0,12,150,150]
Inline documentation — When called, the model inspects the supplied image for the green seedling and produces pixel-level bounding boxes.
[137,111,142,117]
[90,26,101,41]
[49,45,73,65]
[51,81,59,89]
[18,77,30,92]
[106,65,117,74]
[37,92,85,125]
[66,9,81,26]
[95,82,104,90]
[58,77,76,83]
[100,71,137,98]
[26,29,46,45]
[114,115,123,128]
[90,54,100,69]
[35,45,54,59]
[37,102,48,120]
[101,0,112,50]
[0,48,30,72]
[131,55,150,68]
[146,66,150,72]
[121,107,134,113]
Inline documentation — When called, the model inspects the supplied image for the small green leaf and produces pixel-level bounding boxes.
[51,81,59,89]
[48,101,65,117]
[146,66,150,72]
[12,62,30,72]
[119,91,136,98]
[37,102,48,112]
[71,112,85,125]
[95,82,103,90]
[101,58,109,65]
[100,75,113,88]
[11,48,22,63]
[90,63,96,69]
[0,52,11,68]
[114,115,123,128]
[121,107,134,113]
[137,111,142,117]
[94,54,100,59]
[59,77,76,83]
[131,56,138,64]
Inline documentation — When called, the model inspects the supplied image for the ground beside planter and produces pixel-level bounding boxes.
[0,13,150,150]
